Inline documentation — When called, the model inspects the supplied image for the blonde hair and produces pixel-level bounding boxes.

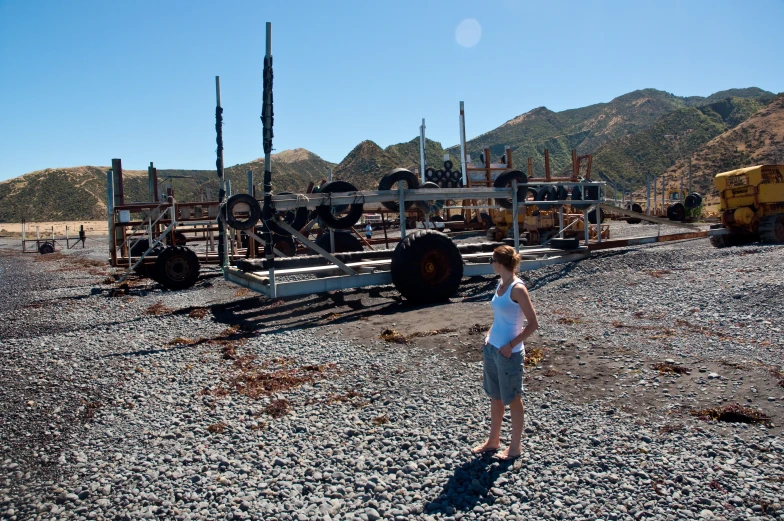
[492,245,521,271]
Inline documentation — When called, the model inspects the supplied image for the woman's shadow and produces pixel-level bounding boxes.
[424,454,515,515]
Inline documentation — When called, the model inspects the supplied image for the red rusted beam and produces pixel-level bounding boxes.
[588,231,708,251]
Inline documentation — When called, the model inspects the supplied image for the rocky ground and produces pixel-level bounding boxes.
[1,223,783,521]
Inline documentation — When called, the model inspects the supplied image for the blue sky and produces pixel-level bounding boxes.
[1,0,782,181]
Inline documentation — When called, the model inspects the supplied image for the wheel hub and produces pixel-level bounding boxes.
[165,257,190,282]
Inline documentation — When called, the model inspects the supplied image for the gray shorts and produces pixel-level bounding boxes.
[482,342,524,405]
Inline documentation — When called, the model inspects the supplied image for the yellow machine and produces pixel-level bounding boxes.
[712,165,784,246]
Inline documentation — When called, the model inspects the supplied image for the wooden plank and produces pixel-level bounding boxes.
[599,203,700,230]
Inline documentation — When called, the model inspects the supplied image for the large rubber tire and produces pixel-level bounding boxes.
[448,214,466,222]
[225,193,261,231]
[493,170,528,209]
[684,193,703,210]
[38,242,55,255]
[667,203,686,222]
[391,230,463,304]
[167,231,187,246]
[266,192,309,236]
[314,231,363,254]
[570,185,590,209]
[554,185,569,201]
[710,232,757,248]
[130,239,164,276]
[625,203,643,224]
[415,181,445,214]
[549,237,580,250]
[153,246,200,290]
[536,185,557,201]
[316,181,364,230]
[588,207,605,224]
[272,235,297,256]
[378,169,420,212]
[759,214,784,244]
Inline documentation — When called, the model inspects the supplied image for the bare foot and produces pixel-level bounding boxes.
[471,441,500,454]
[495,446,521,461]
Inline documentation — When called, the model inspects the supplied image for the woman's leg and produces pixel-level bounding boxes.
[472,399,504,453]
[498,395,524,459]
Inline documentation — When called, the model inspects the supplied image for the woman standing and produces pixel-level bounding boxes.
[472,245,539,460]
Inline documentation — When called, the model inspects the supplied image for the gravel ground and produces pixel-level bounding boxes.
[1,223,783,521]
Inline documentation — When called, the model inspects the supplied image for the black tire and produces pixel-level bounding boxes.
[625,203,643,224]
[555,185,569,201]
[130,239,164,276]
[448,214,466,222]
[415,181,445,214]
[266,192,309,236]
[536,185,558,201]
[167,231,187,246]
[583,184,599,202]
[38,242,54,255]
[425,167,438,183]
[570,185,590,209]
[225,193,261,231]
[314,231,363,254]
[378,169,420,212]
[316,181,364,229]
[759,214,784,244]
[480,212,493,228]
[667,203,686,222]
[549,237,580,250]
[493,170,528,209]
[588,208,605,224]
[443,160,453,171]
[684,193,703,210]
[153,246,200,290]
[272,235,297,256]
[391,230,463,304]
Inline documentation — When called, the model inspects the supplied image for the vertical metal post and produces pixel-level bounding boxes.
[107,170,116,266]
[662,177,665,214]
[688,158,692,194]
[148,162,156,201]
[398,184,406,238]
[511,180,520,253]
[111,159,124,207]
[226,180,232,197]
[21,219,26,252]
[419,118,426,185]
[459,102,468,187]
[646,174,651,215]
[558,205,564,239]
[583,208,589,245]
[216,75,229,269]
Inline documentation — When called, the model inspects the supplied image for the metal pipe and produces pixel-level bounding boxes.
[107,170,116,266]
[398,184,406,238]
[216,76,228,268]
[419,118,426,185]
[459,102,467,187]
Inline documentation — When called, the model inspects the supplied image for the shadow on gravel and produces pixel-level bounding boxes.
[426,455,514,514]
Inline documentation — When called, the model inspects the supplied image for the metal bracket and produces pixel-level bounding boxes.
[275,221,357,275]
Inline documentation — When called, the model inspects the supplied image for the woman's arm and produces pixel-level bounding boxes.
[499,284,539,358]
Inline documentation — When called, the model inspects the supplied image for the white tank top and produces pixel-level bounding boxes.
[487,278,525,353]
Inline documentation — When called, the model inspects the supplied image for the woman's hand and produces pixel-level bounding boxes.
[499,343,513,359]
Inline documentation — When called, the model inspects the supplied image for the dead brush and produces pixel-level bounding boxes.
[646,269,672,278]
[691,403,772,427]
[372,415,390,425]
[380,329,407,344]
[207,423,227,434]
[557,316,582,325]
[407,328,457,339]
[653,362,691,375]
[659,423,685,434]
[524,346,545,368]
[264,399,290,418]
[81,400,102,421]
[188,307,209,319]
[326,389,368,408]
[146,301,173,316]
[229,360,335,399]
[468,324,489,335]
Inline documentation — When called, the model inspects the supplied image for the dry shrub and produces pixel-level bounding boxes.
[234,288,251,297]
[468,324,489,335]
[81,400,102,421]
[33,252,67,262]
[372,415,389,425]
[326,389,366,407]
[646,269,672,278]
[659,423,685,434]
[229,359,336,400]
[543,368,560,377]
[199,386,230,397]
[524,346,545,368]
[207,423,227,434]
[653,362,691,375]
[264,399,290,418]
[380,329,407,344]
[146,301,173,316]
[691,403,772,427]
[188,307,209,319]
[168,337,198,346]
[557,317,581,325]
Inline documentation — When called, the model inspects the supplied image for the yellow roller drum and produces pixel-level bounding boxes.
[733,207,755,226]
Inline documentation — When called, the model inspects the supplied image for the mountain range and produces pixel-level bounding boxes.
[1,87,782,222]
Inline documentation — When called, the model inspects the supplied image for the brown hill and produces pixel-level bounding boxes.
[657,94,784,203]
[331,140,402,189]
